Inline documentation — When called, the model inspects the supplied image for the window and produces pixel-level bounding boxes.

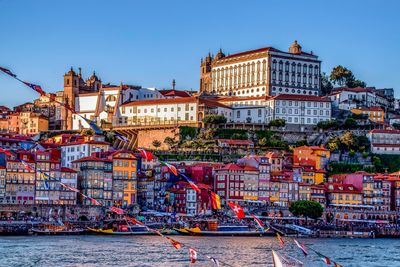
[236,111,240,118]
[258,109,262,117]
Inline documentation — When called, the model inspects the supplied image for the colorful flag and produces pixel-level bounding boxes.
[126,217,145,226]
[0,66,17,77]
[181,173,201,193]
[189,248,197,264]
[22,82,46,96]
[206,256,220,266]
[294,239,308,256]
[137,148,154,161]
[60,182,80,193]
[40,171,50,189]
[333,261,342,267]
[250,214,265,231]
[316,251,331,265]
[166,237,182,250]
[160,161,179,176]
[276,233,285,247]
[82,117,103,135]
[210,191,221,210]
[228,202,245,219]
[86,196,101,206]
[114,132,129,142]
[0,148,13,156]
[20,160,34,172]
[110,206,124,215]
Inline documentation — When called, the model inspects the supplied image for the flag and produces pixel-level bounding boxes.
[160,161,179,176]
[210,191,221,210]
[110,206,124,215]
[146,227,164,237]
[0,66,17,77]
[228,202,245,219]
[40,171,50,190]
[0,148,13,156]
[86,196,101,206]
[316,251,331,265]
[181,173,201,193]
[294,239,308,256]
[114,132,129,142]
[333,262,342,267]
[250,214,265,231]
[137,148,154,161]
[22,82,46,96]
[189,248,197,264]
[276,233,285,247]
[166,237,182,250]
[126,217,145,226]
[206,256,220,266]
[20,160,34,172]
[82,117,103,135]
[60,182,80,193]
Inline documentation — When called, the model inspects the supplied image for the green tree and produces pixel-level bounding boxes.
[203,115,227,124]
[164,137,176,149]
[330,65,354,87]
[258,137,268,147]
[231,133,246,140]
[289,200,324,222]
[348,79,366,88]
[269,119,286,127]
[320,72,333,95]
[326,137,340,151]
[152,139,161,149]
[340,131,356,150]
[343,118,358,129]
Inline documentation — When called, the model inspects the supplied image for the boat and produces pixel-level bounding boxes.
[31,223,85,235]
[272,250,303,267]
[175,220,274,236]
[87,219,165,235]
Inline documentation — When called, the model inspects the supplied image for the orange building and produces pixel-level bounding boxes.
[351,106,384,123]
[111,150,138,206]
[293,146,330,170]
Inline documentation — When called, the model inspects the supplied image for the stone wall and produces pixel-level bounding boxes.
[137,128,179,150]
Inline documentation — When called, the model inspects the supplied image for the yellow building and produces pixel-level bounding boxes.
[19,111,49,135]
[298,183,311,201]
[350,107,384,123]
[301,167,326,185]
[112,150,138,206]
[325,183,363,206]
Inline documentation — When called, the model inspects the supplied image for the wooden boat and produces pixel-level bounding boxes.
[31,223,85,235]
[88,219,173,235]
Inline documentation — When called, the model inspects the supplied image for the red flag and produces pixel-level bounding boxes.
[333,262,342,267]
[110,206,124,215]
[189,248,197,264]
[228,202,245,219]
[250,214,265,230]
[210,192,221,210]
[23,82,46,96]
[0,148,13,156]
[126,217,145,226]
[138,148,154,161]
[276,233,285,247]
[60,182,80,193]
[20,160,34,172]
[181,173,201,193]
[316,251,331,265]
[166,237,182,250]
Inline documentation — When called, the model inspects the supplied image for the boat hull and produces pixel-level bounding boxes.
[31,229,85,235]
[185,229,274,236]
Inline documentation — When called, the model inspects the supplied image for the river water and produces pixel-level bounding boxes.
[0,236,398,267]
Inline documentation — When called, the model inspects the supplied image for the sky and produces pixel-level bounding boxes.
[0,0,399,107]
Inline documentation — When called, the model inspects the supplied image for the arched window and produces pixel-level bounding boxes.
[279,61,283,71]
[272,60,277,70]
[106,95,117,102]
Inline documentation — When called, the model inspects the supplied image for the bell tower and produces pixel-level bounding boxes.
[199,53,213,94]
[63,67,79,130]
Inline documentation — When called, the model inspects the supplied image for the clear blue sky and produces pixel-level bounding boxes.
[1,0,399,107]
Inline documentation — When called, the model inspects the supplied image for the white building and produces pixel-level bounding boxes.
[61,139,110,167]
[368,129,400,155]
[200,41,321,97]
[265,94,331,125]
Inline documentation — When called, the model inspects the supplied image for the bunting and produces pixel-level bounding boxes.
[276,233,285,247]
[113,132,129,142]
[294,239,308,256]
[333,262,343,267]
[181,173,201,193]
[189,248,197,264]
[0,66,17,77]
[82,117,103,135]
[59,182,80,193]
[166,237,182,250]
[22,82,46,96]
[137,148,154,161]
[160,161,179,176]
[110,206,124,215]
[0,148,13,156]
[20,160,34,172]
[210,191,221,210]
[39,171,50,189]
[228,202,245,219]
[250,214,265,232]
[315,251,331,265]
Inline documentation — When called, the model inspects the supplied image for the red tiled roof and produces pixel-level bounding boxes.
[295,145,329,151]
[221,47,275,60]
[122,96,198,107]
[215,96,269,102]
[372,144,400,148]
[217,139,254,146]
[352,106,383,112]
[60,140,109,146]
[158,89,191,98]
[369,129,400,134]
[324,183,362,194]
[272,94,330,102]
[71,156,111,163]
[60,167,77,173]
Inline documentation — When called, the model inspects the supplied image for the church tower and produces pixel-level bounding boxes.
[63,67,80,130]
[199,53,213,94]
